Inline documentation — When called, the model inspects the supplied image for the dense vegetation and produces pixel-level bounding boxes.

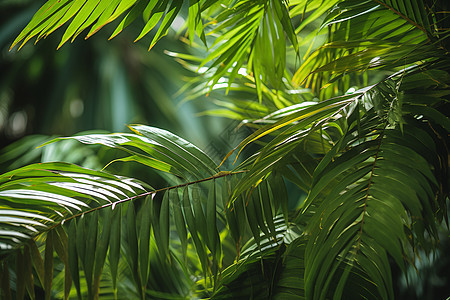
[0,1,449,299]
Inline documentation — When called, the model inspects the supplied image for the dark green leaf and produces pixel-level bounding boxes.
[44,230,54,300]
[109,205,122,292]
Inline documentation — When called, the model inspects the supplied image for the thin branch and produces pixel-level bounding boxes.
[46,170,248,232]
[372,0,428,35]
[355,126,386,251]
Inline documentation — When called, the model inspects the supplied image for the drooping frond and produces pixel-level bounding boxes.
[10,0,190,51]
[199,0,298,99]
[301,116,447,299]
[0,124,297,298]
[217,59,449,299]
[297,64,448,299]
[43,124,218,180]
[293,0,449,98]
[0,162,149,254]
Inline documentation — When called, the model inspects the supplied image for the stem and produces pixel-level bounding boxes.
[372,0,428,35]
[47,170,248,232]
[355,127,385,251]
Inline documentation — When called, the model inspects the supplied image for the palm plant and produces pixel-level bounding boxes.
[1,0,449,299]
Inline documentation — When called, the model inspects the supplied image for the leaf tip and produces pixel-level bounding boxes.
[109,30,121,41]
[9,43,17,52]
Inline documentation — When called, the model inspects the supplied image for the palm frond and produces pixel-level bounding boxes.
[372,0,436,36]
[0,125,288,298]
[43,125,218,180]
[292,0,449,97]
[197,0,298,98]
[297,64,449,299]
[199,58,449,299]
[10,0,195,51]
[0,162,148,253]
[0,161,151,298]
[212,216,305,299]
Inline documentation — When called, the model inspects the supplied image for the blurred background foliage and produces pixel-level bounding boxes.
[0,0,232,165]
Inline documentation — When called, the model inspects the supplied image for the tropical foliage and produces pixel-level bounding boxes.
[1,0,449,299]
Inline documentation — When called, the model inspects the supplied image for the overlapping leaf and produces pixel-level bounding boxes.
[10,0,202,51]
[201,0,298,97]
[43,125,218,180]
[297,66,449,299]
[301,121,444,299]
[292,0,448,98]
[213,62,449,299]
[212,219,304,299]
[0,162,147,253]
[226,90,365,200]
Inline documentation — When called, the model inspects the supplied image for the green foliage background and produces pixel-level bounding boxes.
[0,0,449,299]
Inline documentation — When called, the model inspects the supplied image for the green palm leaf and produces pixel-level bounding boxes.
[292,0,447,98]
[42,125,218,180]
[297,65,449,299]
[10,0,199,51]
[0,162,148,252]
[0,126,251,298]
[3,1,449,299]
